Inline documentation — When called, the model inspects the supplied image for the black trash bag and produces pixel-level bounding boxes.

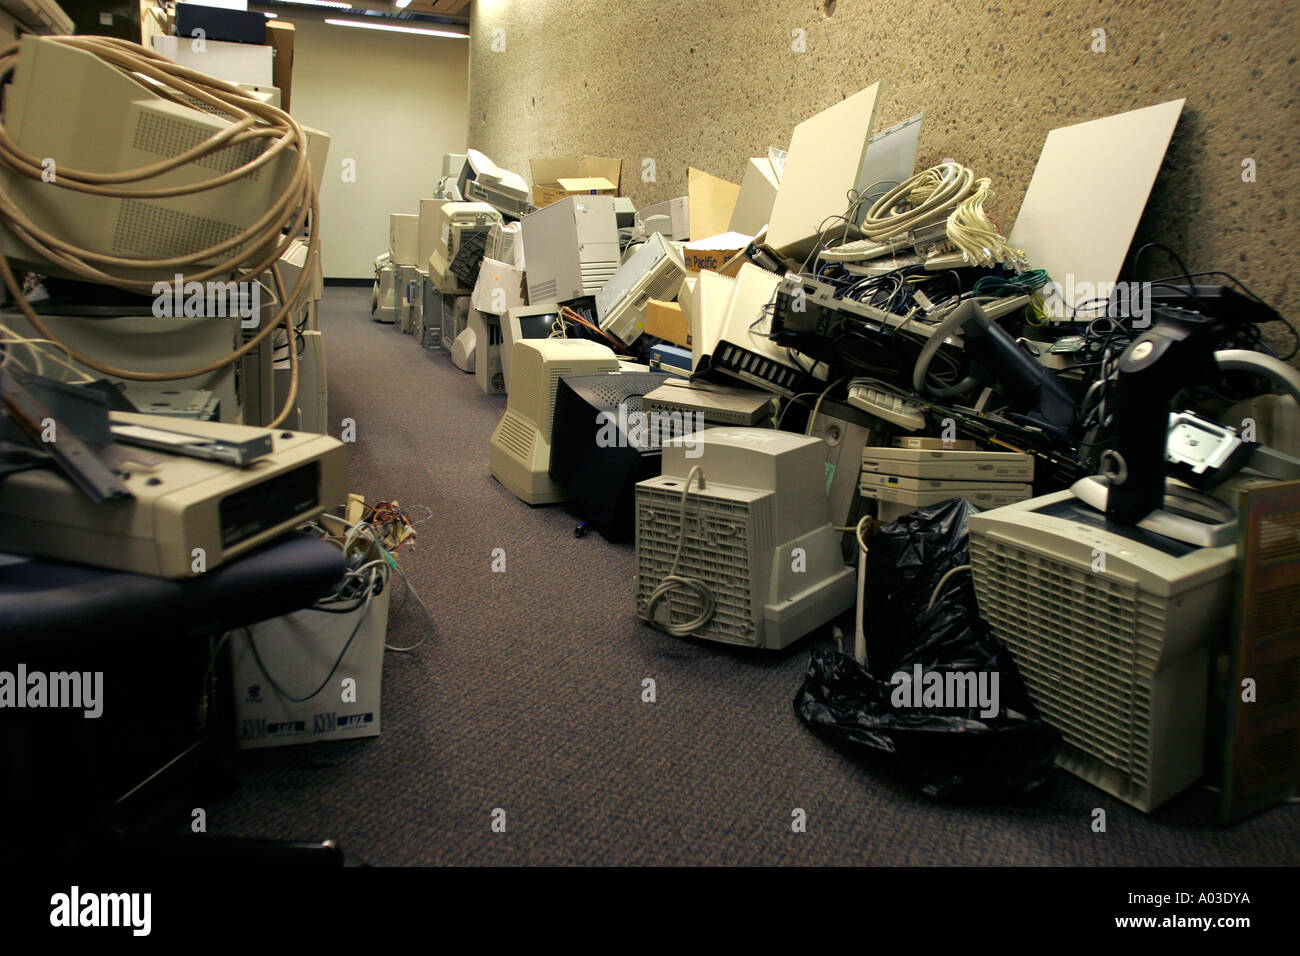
[863,497,979,680]
[794,498,1060,800]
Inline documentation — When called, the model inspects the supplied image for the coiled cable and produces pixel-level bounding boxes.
[0,35,318,426]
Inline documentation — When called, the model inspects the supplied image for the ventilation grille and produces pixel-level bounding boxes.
[636,485,774,646]
[178,94,226,117]
[1243,728,1298,790]
[530,277,558,302]
[112,199,243,258]
[714,342,805,395]
[580,260,620,295]
[970,533,1176,808]
[543,367,573,431]
[1260,509,1300,563]
[133,109,265,178]
[646,262,686,302]
[1257,585,1300,641]
[591,385,646,408]
[494,408,535,461]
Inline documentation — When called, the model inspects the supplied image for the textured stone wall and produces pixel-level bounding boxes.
[468,0,1298,357]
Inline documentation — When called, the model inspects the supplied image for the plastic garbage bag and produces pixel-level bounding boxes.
[863,497,977,681]
[794,498,1059,800]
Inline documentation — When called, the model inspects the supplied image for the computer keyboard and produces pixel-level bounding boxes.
[845,379,927,431]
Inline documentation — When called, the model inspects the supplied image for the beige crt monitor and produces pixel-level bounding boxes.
[489,339,618,504]
[0,413,348,578]
[0,36,314,278]
[0,308,243,423]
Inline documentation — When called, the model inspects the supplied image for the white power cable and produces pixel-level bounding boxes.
[644,465,716,637]
[927,564,972,610]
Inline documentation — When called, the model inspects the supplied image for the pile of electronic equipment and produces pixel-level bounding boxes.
[375,84,1298,818]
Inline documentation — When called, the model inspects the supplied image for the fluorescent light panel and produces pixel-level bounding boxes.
[325,18,468,38]
[282,1,353,9]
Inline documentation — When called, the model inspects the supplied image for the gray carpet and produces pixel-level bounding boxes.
[205,286,1299,866]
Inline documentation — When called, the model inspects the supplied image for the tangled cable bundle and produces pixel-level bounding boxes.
[824,161,1021,269]
[0,35,319,426]
[859,162,976,242]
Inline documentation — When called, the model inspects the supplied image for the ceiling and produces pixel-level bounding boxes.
[253,1,470,26]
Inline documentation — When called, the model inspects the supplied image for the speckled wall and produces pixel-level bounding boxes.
[467,0,1298,358]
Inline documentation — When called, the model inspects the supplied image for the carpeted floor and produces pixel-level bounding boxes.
[204,286,1299,866]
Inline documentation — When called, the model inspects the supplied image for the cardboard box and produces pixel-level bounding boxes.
[233,580,389,749]
[681,232,751,274]
[266,20,295,113]
[645,299,690,347]
[688,167,741,242]
[530,156,622,207]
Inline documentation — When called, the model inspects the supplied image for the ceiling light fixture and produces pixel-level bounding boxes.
[281,1,354,10]
[324,18,469,38]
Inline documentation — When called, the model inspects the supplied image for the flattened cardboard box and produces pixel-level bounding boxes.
[266,21,295,113]
[530,156,622,207]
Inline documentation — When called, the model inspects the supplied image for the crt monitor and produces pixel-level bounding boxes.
[549,370,670,542]
[501,305,560,390]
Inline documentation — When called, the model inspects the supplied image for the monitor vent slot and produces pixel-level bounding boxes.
[494,409,535,461]
[132,109,265,178]
[112,199,243,258]
[969,533,1201,810]
[636,486,772,647]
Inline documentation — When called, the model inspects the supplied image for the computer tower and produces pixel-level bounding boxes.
[807,399,876,530]
[418,275,443,350]
[441,293,470,351]
[471,309,506,394]
[396,264,421,333]
[390,214,419,267]
[428,202,503,295]
[418,197,448,274]
[596,232,687,346]
[521,195,619,303]
[549,371,671,541]
[233,580,389,749]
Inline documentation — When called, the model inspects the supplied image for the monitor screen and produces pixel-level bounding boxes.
[518,313,556,339]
